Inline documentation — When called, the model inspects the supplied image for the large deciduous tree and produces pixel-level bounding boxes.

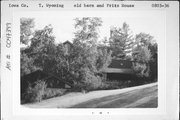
[72,17,112,90]
[73,17,103,72]
[20,18,36,76]
[29,25,57,73]
[132,33,157,80]
[135,33,157,62]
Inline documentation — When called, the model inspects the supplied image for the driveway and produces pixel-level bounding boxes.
[24,82,157,108]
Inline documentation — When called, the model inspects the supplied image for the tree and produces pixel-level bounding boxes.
[73,17,103,72]
[71,17,112,90]
[109,22,134,59]
[29,25,57,73]
[132,33,158,81]
[96,44,112,72]
[74,17,102,46]
[20,18,35,45]
[135,33,155,46]
[135,33,157,62]
[20,18,36,76]
[20,51,37,76]
[132,46,151,78]
[21,24,57,76]
[132,46,152,63]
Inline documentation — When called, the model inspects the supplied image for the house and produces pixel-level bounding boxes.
[21,70,73,94]
[62,41,137,81]
[101,59,137,81]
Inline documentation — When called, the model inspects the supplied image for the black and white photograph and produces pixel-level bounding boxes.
[1,1,179,120]
[20,14,159,108]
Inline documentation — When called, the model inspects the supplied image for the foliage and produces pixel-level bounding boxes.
[20,51,37,76]
[23,80,47,103]
[132,62,150,77]
[20,18,35,45]
[28,25,57,73]
[73,17,103,73]
[96,45,112,71]
[109,22,134,59]
[132,47,151,79]
[135,33,155,46]
[72,17,112,89]
[99,80,134,90]
[20,18,37,76]
[132,46,152,63]
[52,44,77,84]
[135,33,157,62]
[79,68,103,90]
[43,88,66,99]
[132,33,157,80]
[74,17,102,46]
[22,80,66,103]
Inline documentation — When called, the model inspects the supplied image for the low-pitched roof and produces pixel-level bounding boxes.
[101,59,135,74]
[102,68,134,74]
[108,59,133,69]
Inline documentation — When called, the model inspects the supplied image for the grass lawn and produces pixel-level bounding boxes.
[24,83,157,108]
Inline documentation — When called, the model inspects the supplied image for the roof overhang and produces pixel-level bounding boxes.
[101,68,134,74]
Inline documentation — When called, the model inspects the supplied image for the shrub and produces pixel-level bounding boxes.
[132,62,151,84]
[23,80,47,103]
[133,63,149,77]
[80,69,103,91]
[43,88,66,99]
[99,80,131,90]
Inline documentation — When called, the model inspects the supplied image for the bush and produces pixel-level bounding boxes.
[23,80,47,103]
[74,68,136,91]
[21,80,68,104]
[98,80,134,90]
[80,69,103,91]
[43,88,66,99]
[133,62,149,77]
[99,81,119,90]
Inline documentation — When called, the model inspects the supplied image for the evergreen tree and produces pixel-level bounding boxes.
[109,22,134,59]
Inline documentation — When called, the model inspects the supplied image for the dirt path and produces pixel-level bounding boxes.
[24,82,157,108]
